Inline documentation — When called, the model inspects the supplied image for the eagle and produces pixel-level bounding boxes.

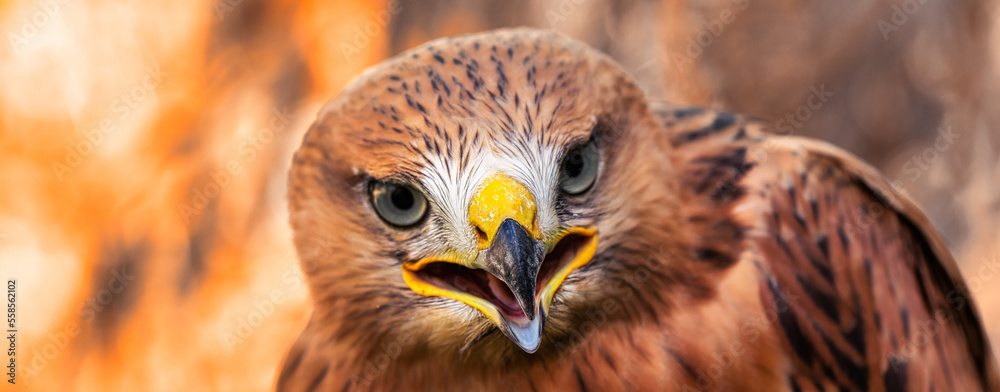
[277,28,999,391]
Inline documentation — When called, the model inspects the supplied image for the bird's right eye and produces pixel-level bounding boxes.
[371,181,428,227]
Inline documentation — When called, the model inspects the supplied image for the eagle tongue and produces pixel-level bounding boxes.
[483,219,544,320]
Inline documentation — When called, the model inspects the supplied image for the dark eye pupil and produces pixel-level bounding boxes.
[390,187,414,210]
[564,150,584,178]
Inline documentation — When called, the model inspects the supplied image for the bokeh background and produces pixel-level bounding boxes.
[1,0,998,390]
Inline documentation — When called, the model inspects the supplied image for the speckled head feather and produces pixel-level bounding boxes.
[307,27,651,256]
[281,28,998,392]
[287,27,689,358]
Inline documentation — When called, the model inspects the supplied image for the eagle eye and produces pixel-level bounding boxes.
[371,182,428,227]
[559,139,599,195]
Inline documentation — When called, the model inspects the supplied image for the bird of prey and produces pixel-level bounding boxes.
[278,28,999,391]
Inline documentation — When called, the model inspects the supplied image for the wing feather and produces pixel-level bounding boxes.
[658,102,999,392]
[743,134,1000,392]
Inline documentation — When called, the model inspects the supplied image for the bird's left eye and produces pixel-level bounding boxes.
[371,182,428,227]
[559,139,599,195]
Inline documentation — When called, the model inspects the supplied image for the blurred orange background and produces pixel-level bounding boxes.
[1,0,998,390]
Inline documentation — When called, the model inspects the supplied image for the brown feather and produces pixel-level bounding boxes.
[660,99,999,391]
[279,29,997,391]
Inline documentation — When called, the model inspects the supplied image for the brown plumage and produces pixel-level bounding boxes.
[279,28,999,391]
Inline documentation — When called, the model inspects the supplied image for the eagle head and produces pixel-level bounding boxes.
[288,28,685,362]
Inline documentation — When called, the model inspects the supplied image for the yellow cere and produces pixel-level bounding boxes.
[468,174,540,248]
[401,173,598,328]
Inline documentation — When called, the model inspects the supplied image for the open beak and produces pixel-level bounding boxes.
[401,174,598,353]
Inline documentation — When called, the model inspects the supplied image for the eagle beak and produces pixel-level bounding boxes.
[481,217,546,351]
[401,174,598,353]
